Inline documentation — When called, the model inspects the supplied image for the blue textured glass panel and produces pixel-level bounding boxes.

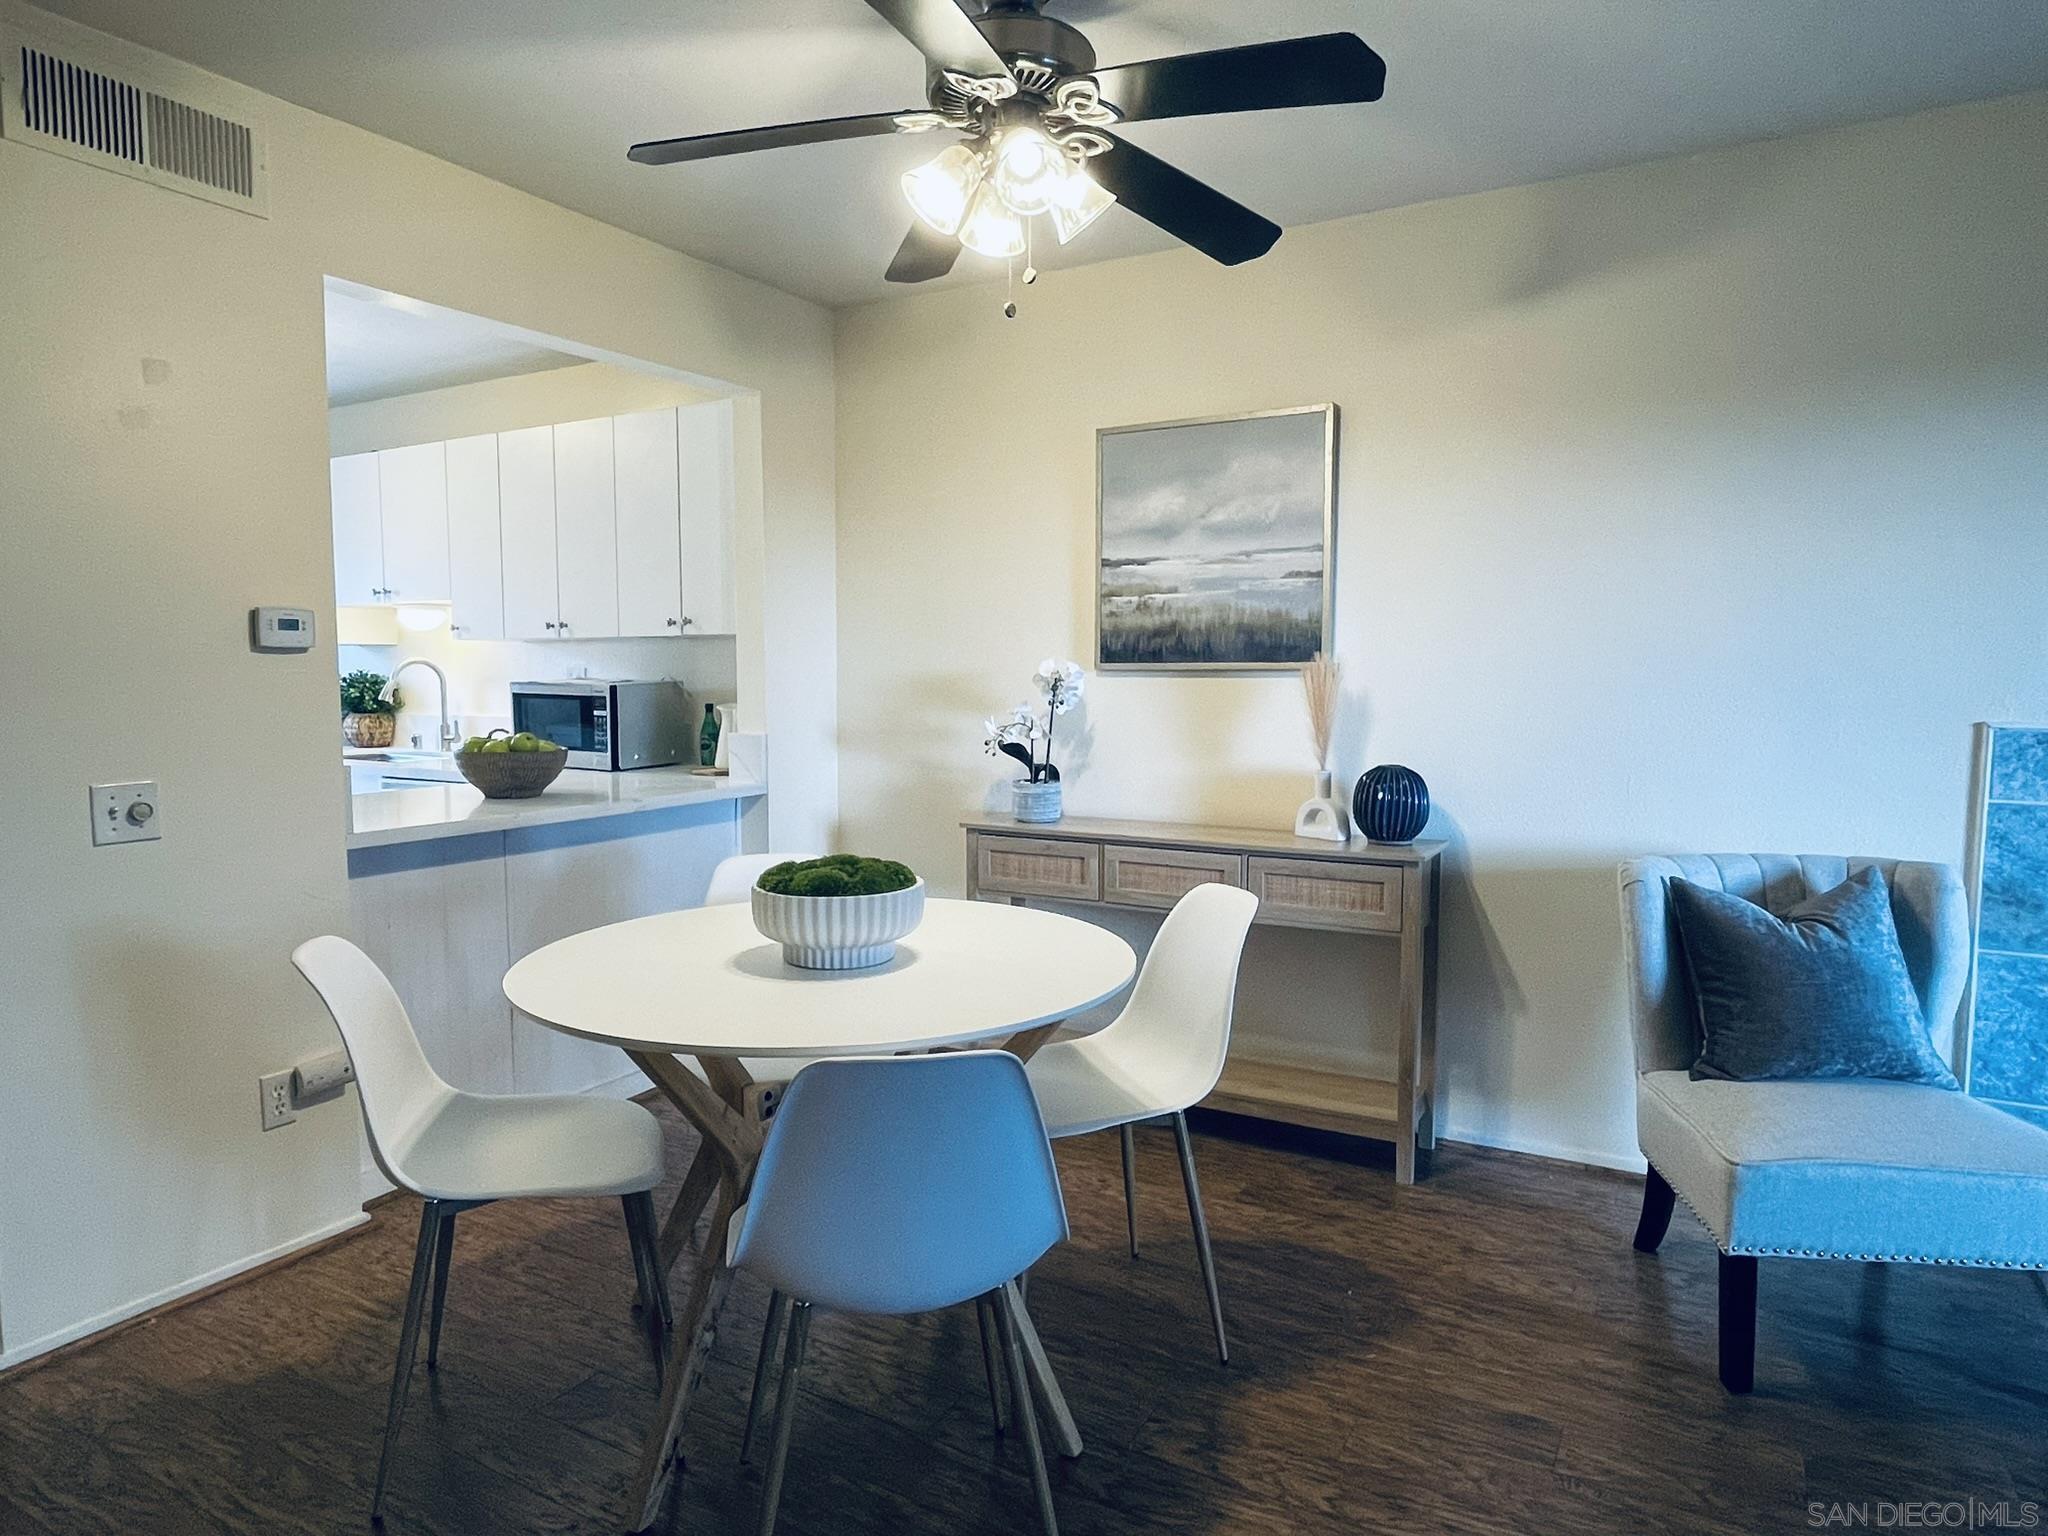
[1980,803,2048,955]
[1991,728,2048,804]
[1993,1102,2048,1131]
[1970,953,2048,1105]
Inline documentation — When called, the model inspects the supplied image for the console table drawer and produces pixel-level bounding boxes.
[1103,844,1245,910]
[975,835,1102,901]
[1247,856,1403,933]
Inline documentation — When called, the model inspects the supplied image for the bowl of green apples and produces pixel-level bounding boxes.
[455,728,569,799]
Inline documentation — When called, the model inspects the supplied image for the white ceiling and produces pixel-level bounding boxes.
[323,281,582,405]
[37,1,2048,308]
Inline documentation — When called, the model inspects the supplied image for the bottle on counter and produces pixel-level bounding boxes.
[699,702,720,767]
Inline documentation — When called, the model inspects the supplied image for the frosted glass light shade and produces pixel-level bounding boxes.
[990,127,1065,216]
[959,183,1026,259]
[901,143,984,236]
[396,604,449,633]
[1050,167,1116,245]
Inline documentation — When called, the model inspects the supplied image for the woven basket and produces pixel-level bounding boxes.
[456,746,568,799]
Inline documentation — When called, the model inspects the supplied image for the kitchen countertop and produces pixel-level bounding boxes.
[348,764,766,850]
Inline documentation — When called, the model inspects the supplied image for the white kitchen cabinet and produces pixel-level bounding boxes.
[330,452,383,606]
[614,407,684,637]
[677,399,737,635]
[375,441,450,604]
[552,416,619,640]
[498,425,559,640]
[444,434,504,640]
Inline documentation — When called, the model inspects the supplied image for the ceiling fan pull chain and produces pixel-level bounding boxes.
[1023,220,1038,287]
[1003,252,1018,319]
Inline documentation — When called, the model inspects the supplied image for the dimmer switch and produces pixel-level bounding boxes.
[90,781,161,846]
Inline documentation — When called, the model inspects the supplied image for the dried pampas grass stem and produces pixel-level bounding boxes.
[1300,653,1339,769]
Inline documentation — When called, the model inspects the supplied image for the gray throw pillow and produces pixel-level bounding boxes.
[1667,866,1959,1087]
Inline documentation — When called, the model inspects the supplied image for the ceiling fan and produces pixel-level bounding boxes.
[627,0,1386,290]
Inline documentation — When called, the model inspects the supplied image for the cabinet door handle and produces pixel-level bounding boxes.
[680,616,693,629]
[665,617,679,627]
[544,621,557,631]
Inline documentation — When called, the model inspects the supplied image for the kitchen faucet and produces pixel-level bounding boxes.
[380,658,460,752]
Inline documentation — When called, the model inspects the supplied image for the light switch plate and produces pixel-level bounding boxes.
[89,781,161,846]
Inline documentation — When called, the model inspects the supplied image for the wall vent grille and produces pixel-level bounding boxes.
[3,32,266,217]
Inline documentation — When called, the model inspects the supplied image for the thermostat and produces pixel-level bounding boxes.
[250,606,316,653]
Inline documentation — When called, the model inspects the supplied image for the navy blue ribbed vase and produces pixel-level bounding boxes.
[1353,764,1430,844]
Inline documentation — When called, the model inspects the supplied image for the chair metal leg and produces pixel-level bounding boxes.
[995,1282,1059,1536]
[740,1289,792,1464]
[1719,1252,1758,1394]
[1171,1112,1229,1365]
[757,1300,812,1536]
[372,1200,443,1524]
[975,1293,1009,1434]
[1633,1165,1677,1254]
[1119,1124,1140,1259]
[424,1208,458,1370]
[622,1193,669,1387]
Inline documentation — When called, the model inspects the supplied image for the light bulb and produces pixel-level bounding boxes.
[990,127,1066,216]
[901,143,984,236]
[1050,165,1116,245]
[959,182,1026,259]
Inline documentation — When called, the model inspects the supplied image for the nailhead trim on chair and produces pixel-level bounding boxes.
[1648,1162,2048,1270]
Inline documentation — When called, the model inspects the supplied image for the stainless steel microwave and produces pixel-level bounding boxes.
[508,679,693,771]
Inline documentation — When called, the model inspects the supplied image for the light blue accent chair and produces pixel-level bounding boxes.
[1617,854,2048,1393]
[730,1052,1071,1536]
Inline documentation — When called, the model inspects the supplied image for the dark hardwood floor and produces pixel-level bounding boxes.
[3,1105,2044,1535]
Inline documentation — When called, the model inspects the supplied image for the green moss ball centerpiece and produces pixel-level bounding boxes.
[750,854,926,970]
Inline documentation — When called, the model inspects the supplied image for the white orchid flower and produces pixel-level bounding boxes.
[1033,659,1086,714]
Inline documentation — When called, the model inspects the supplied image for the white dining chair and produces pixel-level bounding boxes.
[732,1052,1071,1536]
[290,935,670,1524]
[705,850,813,906]
[1022,883,1258,1364]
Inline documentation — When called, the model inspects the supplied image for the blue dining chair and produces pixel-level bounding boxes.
[731,1051,1071,1536]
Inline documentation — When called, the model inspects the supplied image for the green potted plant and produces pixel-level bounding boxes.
[341,670,401,749]
[750,855,925,970]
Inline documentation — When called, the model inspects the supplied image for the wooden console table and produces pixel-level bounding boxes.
[962,814,1444,1183]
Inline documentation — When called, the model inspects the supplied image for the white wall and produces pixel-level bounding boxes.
[834,91,2048,1169]
[0,2,836,1364]
[329,362,738,747]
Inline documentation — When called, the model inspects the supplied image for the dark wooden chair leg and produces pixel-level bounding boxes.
[1718,1252,1757,1394]
[1632,1165,1677,1254]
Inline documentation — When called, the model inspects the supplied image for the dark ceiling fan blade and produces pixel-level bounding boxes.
[1092,33,1386,123]
[628,111,915,166]
[885,220,961,283]
[861,0,1012,78]
[1089,133,1281,266]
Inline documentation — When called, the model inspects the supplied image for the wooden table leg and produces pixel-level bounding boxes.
[624,1051,763,1533]
[996,1022,1061,1063]
[656,1141,721,1275]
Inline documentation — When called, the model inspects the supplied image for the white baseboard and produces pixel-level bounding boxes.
[0,1210,371,1372]
[1440,1122,1646,1174]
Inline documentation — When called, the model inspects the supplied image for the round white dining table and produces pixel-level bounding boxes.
[502,896,1137,1533]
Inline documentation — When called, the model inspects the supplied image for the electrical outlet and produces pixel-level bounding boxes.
[259,1071,296,1132]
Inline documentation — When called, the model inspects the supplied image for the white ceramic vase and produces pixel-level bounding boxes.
[751,879,927,970]
[1293,770,1351,842]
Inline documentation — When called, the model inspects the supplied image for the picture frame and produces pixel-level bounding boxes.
[1095,403,1337,672]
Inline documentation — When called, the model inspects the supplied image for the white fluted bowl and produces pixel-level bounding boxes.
[750,879,927,971]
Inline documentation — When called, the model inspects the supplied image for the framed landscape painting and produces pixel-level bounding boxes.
[1096,404,1336,671]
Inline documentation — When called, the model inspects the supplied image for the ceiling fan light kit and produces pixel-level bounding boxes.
[627,0,1387,309]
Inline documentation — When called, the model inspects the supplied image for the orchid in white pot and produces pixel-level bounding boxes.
[984,658,1085,823]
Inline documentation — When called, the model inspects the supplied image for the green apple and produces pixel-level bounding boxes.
[461,736,490,755]
[510,732,541,753]
[481,738,513,754]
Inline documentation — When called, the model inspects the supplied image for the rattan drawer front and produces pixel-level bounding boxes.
[1103,844,1245,910]
[975,835,1102,901]
[1247,856,1403,933]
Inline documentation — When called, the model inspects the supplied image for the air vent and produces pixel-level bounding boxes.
[144,89,253,199]
[2,28,266,217]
